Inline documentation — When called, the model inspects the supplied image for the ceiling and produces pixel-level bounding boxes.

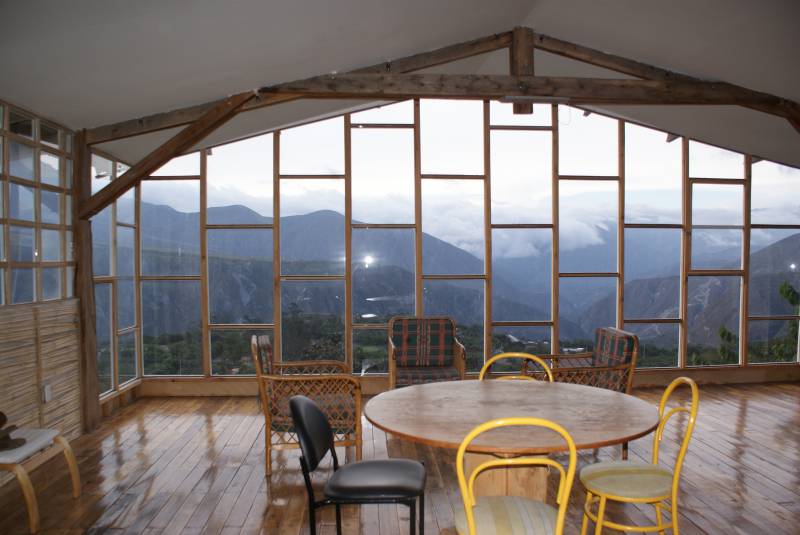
[1,0,798,167]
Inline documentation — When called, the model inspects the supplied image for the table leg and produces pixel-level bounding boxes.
[463,452,549,501]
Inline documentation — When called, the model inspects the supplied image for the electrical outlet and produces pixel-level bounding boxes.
[42,384,53,403]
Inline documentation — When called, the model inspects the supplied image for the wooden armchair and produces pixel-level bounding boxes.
[388,316,466,389]
[250,335,361,475]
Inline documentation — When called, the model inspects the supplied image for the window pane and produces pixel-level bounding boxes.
[352,229,415,323]
[623,322,679,368]
[116,189,135,225]
[141,181,200,275]
[65,267,74,298]
[280,179,344,275]
[10,183,35,221]
[65,229,73,261]
[118,331,138,384]
[10,226,35,262]
[625,123,681,223]
[142,280,203,375]
[91,207,111,277]
[40,152,60,186]
[353,328,388,375]
[65,159,72,188]
[208,228,273,324]
[117,278,136,329]
[207,134,273,223]
[492,326,551,355]
[559,277,616,351]
[422,179,484,274]
[558,106,617,176]
[351,129,414,224]
[559,180,617,273]
[490,130,552,224]
[420,100,483,175]
[490,101,551,127]
[749,230,800,317]
[41,267,61,300]
[211,329,271,375]
[12,269,35,304]
[152,153,200,176]
[41,228,61,262]
[351,101,413,124]
[423,279,484,371]
[10,111,33,138]
[280,117,344,175]
[94,283,113,393]
[751,160,800,225]
[689,140,743,179]
[40,123,60,148]
[117,226,135,277]
[41,190,61,224]
[748,319,799,364]
[624,228,680,319]
[492,228,551,321]
[691,228,742,270]
[91,154,113,194]
[692,183,743,226]
[686,276,741,366]
[281,280,345,362]
[9,141,34,180]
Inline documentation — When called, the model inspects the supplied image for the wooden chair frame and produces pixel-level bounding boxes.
[250,335,362,475]
[387,316,466,389]
[0,434,81,533]
[479,352,554,382]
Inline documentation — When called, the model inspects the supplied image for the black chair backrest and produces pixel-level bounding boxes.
[289,395,335,471]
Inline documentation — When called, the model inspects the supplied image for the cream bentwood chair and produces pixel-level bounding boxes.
[579,377,699,534]
[455,417,577,535]
[479,352,554,382]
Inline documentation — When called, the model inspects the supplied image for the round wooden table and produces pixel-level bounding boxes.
[365,380,659,500]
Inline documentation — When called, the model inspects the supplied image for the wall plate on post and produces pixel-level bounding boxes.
[42,384,53,403]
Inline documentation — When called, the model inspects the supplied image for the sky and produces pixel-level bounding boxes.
[93,99,800,260]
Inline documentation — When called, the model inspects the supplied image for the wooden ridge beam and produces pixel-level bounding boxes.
[260,73,791,109]
[85,31,512,145]
[79,91,255,219]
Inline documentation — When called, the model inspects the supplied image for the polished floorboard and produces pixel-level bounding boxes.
[0,382,798,534]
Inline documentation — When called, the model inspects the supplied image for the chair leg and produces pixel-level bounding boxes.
[54,435,81,498]
[335,504,342,535]
[672,497,680,535]
[12,464,39,534]
[594,496,607,535]
[621,441,629,460]
[409,499,416,535]
[264,432,272,476]
[419,492,425,535]
[580,491,592,535]
[308,503,316,535]
[654,503,665,535]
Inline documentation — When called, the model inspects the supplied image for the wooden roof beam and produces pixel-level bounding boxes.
[510,26,535,114]
[260,73,794,111]
[79,91,254,219]
[85,31,513,145]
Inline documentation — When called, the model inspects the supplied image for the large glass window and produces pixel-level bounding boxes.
[281,280,345,362]
[141,180,200,275]
[142,280,203,375]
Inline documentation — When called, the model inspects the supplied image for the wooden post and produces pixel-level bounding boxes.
[73,130,101,431]
[510,27,535,114]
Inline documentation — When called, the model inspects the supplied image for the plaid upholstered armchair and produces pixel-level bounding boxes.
[388,316,466,389]
[250,335,361,475]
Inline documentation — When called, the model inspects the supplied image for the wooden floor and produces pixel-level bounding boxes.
[1,382,799,534]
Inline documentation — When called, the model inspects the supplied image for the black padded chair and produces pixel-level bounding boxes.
[289,395,426,535]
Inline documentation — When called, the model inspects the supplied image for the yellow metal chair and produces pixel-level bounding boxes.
[455,417,577,535]
[579,377,699,535]
[479,352,554,382]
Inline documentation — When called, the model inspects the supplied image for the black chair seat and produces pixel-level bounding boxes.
[325,459,425,501]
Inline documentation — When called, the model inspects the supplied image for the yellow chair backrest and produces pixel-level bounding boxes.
[456,417,576,535]
[653,377,699,496]
[479,352,554,382]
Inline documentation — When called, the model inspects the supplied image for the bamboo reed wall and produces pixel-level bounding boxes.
[0,298,82,486]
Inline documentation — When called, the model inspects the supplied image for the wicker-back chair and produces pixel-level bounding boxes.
[388,316,466,389]
[251,335,361,475]
[523,327,639,458]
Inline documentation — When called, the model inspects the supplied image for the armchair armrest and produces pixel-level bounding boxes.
[454,337,467,378]
[536,352,593,369]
